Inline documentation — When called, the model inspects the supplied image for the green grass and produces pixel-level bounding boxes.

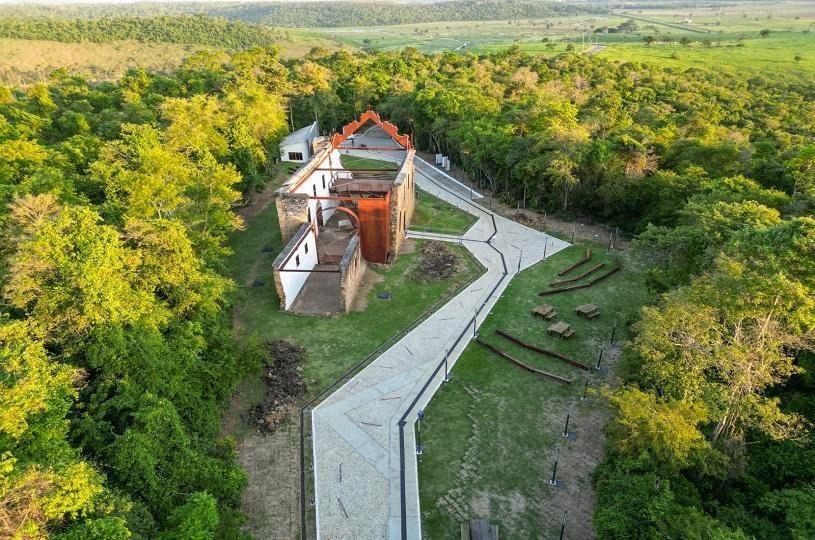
[418,245,650,538]
[339,154,397,170]
[226,190,483,407]
[411,189,477,236]
[597,33,815,83]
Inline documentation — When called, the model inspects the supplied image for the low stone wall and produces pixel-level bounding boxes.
[339,235,366,312]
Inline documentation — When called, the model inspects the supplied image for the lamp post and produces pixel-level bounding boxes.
[549,448,560,486]
[563,402,573,439]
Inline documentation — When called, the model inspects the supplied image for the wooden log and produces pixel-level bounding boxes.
[556,247,592,276]
[550,262,606,287]
[495,330,590,370]
[540,258,622,296]
[475,339,572,384]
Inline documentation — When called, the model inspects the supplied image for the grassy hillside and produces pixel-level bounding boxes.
[0,1,600,27]
[0,32,342,85]
[0,15,299,49]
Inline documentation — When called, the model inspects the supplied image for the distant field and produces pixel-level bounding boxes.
[314,16,617,53]
[0,39,202,85]
[2,2,813,85]
[598,33,815,84]
[0,31,343,85]
[317,3,815,82]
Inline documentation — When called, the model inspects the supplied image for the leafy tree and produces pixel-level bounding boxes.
[0,321,114,538]
[606,387,711,472]
[158,492,218,540]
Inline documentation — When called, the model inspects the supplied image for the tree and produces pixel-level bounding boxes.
[759,29,771,37]
[161,95,228,158]
[632,263,809,451]
[4,200,161,341]
[0,321,112,538]
[636,200,782,284]
[606,387,711,472]
[643,35,656,46]
[157,492,218,540]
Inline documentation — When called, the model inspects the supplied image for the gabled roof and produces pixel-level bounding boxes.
[281,121,319,146]
[330,110,411,149]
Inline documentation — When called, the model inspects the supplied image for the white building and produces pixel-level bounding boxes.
[279,120,319,162]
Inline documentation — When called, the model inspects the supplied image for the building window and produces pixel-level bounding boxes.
[307,208,311,222]
[312,184,317,197]
[305,242,309,254]
[288,152,303,161]
[295,255,300,267]
[322,174,326,189]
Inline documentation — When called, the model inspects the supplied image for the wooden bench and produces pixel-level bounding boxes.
[548,321,574,339]
[575,303,599,320]
[532,304,557,320]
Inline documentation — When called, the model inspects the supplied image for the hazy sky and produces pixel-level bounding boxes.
[0,0,359,4]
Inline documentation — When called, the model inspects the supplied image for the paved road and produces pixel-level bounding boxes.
[311,142,570,539]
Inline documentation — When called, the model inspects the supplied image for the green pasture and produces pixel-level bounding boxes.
[418,245,650,538]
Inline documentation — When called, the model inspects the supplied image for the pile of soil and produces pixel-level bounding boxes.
[248,340,307,434]
[412,240,458,282]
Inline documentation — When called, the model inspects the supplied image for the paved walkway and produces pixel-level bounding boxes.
[312,148,570,539]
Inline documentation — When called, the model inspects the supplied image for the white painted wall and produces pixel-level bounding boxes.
[290,149,346,229]
[280,140,311,162]
[278,228,319,310]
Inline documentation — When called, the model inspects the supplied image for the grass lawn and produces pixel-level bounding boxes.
[411,189,477,235]
[417,244,651,539]
[340,153,397,170]
[225,187,483,430]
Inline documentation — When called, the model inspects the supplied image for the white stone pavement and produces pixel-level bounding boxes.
[311,151,570,539]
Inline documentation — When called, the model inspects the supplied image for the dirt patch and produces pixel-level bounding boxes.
[350,268,385,312]
[400,238,417,254]
[511,209,631,250]
[530,346,623,540]
[248,341,307,434]
[411,241,458,282]
[237,422,300,540]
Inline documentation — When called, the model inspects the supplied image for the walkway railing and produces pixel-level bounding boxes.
[396,167,509,539]
[298,241,486,539]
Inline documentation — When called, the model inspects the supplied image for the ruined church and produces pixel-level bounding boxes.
[271,111,416,314]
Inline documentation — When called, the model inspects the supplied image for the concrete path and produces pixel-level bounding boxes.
[311,148,570,539]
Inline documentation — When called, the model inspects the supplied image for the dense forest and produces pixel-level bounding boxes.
[0,0,600,28]
[1,39,814,539]
[0,15,289,49]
